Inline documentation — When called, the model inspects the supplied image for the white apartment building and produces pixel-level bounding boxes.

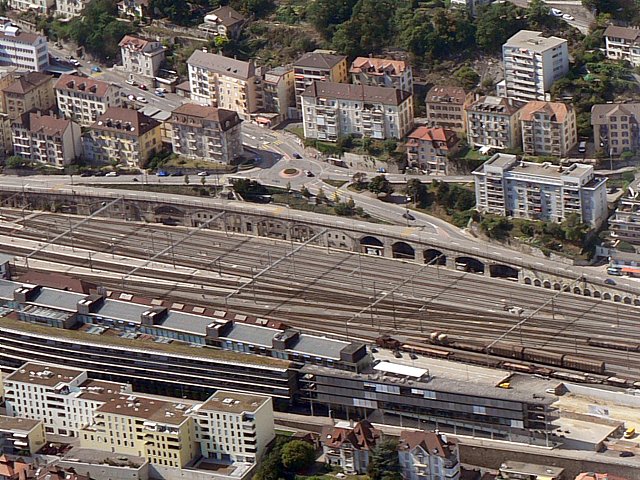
[350,57,413,93]
[55,74,122,126]
[8,0,53,13]
[191,391,274,464]
[169,103,243,164]
[119,35,165,79]
[473,153,608,227]
[398,431,460,480]
[591,103,640,156]
[55,0,91,19]
[500,30,569,102]
[0,23,49,72]
[11,111,82,167]
[520,101,577,157]
[465,96,525,150]
[187,49,262,120]
[603,25,640,66]
[301,81,414,142]
[3,362,131,437]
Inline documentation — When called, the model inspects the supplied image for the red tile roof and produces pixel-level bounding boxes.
[14,111,71,136]
[55,74,113,98]
[321,420,381,451]
[398,430,456,459]
[91,107,160,137]
[350,57,408,75]
[3,72,51,95]
[427,85,467,104]
[407,126,459,149]
[519,100,572,123]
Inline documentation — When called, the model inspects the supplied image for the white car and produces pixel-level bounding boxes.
[125,79,136,86]
[550,8,562,16]
[136,96,148,103]
[562,13,574,20]
[197,171,209,176]
[127,94,135,101]
[105,171,118,177]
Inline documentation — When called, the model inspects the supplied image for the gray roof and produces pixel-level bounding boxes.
[504,30,567,52]
[161,310,212,334]
[294,51,346,70]
[292,335,347,360]
[591,103,640,124]
[0,279,18,300]
[0,253,13,264]
[94,299,149,322]
[187,50,255,80]
[302,81,411,106]
[31,287,85,312]
[224,322,276,347]
[604,25,640,41]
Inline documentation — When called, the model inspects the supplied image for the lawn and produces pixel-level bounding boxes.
[324,179,347,188]
[94,184,221,198]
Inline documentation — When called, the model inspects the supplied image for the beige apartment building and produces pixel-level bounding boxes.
[350,57,412,93]
[2,71,55,120]
[520,101,577,157]
[425,85,469,132]
[169,103,243,164]
[85,107,161,168]
[261,66,295,124]
[0,415,46,456]
[406,126,461,175]
[188,49,262,120]
[465,95,525,150]
[293,50,348,112]
[55,74,122,126]
[591,103,640,156]
[119,35,165,80]
[603,25,640,67]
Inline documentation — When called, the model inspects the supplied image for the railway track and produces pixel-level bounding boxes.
[3,208,640,380]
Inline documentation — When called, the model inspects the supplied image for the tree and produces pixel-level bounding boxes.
[316,187,327,205]
[527,0,556,29]
[306,0,359,38]
[5,156,26,169]
[281,440,315,472]
[368,439,402,480]
[184,174,190,185]
[300,185,311,198]
[201,175,207,187]
[406,179,429,207]
[252,448,284,480]
[475,3,526,52]
[368,175,393,195]
[454,66,480,90]
[480,216,513,240]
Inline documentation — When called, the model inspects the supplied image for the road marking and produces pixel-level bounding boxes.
[401,227,414,237]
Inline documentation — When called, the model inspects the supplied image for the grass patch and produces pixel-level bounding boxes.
[324,180,347,188]
[286,126,305,140]
[275,429,295,437]
[93,184,221,197]
[163,156,237,172]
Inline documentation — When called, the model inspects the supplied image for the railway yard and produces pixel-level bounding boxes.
[2,207,640,384]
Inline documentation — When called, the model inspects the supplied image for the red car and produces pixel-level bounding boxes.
[139,84,148,91]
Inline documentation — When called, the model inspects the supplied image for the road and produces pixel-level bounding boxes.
[508,0,594,33]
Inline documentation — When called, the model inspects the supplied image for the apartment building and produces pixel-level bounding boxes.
[2,71,54,120]
[473,153,608,227]
[117,0,150,18]
[520,101,577,157]
[350,57,413,93]
[4,362,132,437]
[500,30,569,102]
[0,23,49,72]
[603,26,640,66]
[55,75,122,126]
[398,431,460,480]
[322,420,381,474]
[498,461,564,480]
[301,82,414,142]
[8,0,53,13]
[262,66,295,124]
[406,126,461,175]
[425,85,469,132]
[187,49,261,119]
[85,107,161,168]
[169,103,242,164]
[192,391,274,463]
[199,5,246,39]
[12,111,81,167]
[465,96,525,149]
[609,197,640,244]
[119,35,165,79]
[81,394,197,468]
[591,103,640,156]
[293,50,348,112]
[0,416,46,456]
[56,0,91,19]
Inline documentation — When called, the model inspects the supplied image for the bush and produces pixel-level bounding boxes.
[280,440,315,473]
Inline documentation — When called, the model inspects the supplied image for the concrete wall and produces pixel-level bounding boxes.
[564,383,640,408]
[56,460,149,480]
[149,463,254,480]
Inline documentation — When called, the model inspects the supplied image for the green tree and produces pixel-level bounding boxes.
[300,185,311,198]
[184,175,190,185]
[306,0,359,38]
[367,439,402,480]
[480,216,513,240]
[5,156,26,169]
[316,187,327,205]
[352,172,367,190]
[562,213,589,243]
[454,66,480,90]
[368,175,393,195]
[527,0,557,29]
[280,440,315,473]
[252,448,284,480]
[475,3,526,52]
[406,179,429,207]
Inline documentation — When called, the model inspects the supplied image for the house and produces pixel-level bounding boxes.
[603,25,640,66]
[119,35,165,80]
[261,66,295,125]
[8,0,53,13]
[56,0,91,19]
[301,82,414,142]
[591,103,640,156]
[350,57,412,93]
[199,5,246,38]
[293,50,348,112]
[0,22,49,72]
[187,49,262,119]
[54,74,122,126]
[406,126,461,175]
[169,103,243,164]
[499,30,569,102]
[117,0,149,19]
[398,430,461,480]
[321,420,382,474]
[465,95,525,150]
[519,101,577,157]
[425,85,469,132]
[11,111,81,167]
[1,71,54,120]
[84,107,161,168]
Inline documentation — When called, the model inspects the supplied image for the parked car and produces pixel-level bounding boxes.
[304,170,314,177]
[605,278,617,286]
[127,94,135,101]
[550,8,562,16]
[105,171,118,177]
[91,66,101,73]
[170,171,184,177]
[71,60,81,67]
[155,91,165,97]
[197,171,209,176]
[136,96,148,103]
[139,84,148,91]
[562,13,574,20]
[79,171,93,177]
[402,212,415,221]
[125,79,137,86]
[293,152,302,159]
[620,451,635,457]
[156,170,169,177]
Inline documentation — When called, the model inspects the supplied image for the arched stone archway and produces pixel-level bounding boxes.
[603,292,612,300]
[524,277,532,285]
[455,257,485,274]
[360,236,384,256]
[553,283,561,291]
[392,241,415,260]
[489,264,519,280]
[534,279,542,287]
[614,294,622,302]
[624,297,632,305]
[424,249,446,265]
[543,280,551,289]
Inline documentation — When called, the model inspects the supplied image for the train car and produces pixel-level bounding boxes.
[487,342,525,360]
[402,344,452,359]
[428,331,449,345]
[376,335,401,350]
[523,348,564,367]
[562,355,606,375]
[502,362,534,373]
[451,341,486,353]
[551,371,587,383]
[451,351,502,368]
[586,337,640,352]
[606,376,630,387]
